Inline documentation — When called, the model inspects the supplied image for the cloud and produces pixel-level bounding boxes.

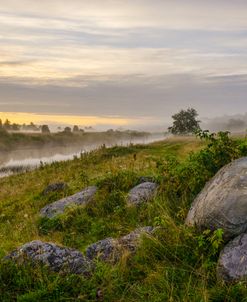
[0,0,246,127]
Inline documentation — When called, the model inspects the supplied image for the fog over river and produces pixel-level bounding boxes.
[0,134,165,178]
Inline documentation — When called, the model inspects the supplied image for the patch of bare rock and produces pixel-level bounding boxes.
[40,186,97,218]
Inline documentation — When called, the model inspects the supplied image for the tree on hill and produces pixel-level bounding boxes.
[168,108,201,135]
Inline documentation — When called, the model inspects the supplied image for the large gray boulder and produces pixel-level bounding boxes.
[217,233,247,281]
[86,227,155,262]
[128,182,158,205]
[186,158,247,239]
[40,186,97,218]
[5,240,93,275]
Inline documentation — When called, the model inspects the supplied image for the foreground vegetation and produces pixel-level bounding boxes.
[1,133,247,301]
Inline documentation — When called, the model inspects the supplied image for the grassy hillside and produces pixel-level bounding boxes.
[1,134,247,301]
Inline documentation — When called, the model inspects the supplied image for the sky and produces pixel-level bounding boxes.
[0,0,247,130]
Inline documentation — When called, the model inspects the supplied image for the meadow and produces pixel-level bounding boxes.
[1,133,247,301]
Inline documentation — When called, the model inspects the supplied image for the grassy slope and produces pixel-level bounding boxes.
[0,137,246,301]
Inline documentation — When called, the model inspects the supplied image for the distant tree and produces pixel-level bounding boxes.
[73,125,79,132]
[3,119,11,130]
[168,108,201,135]
[0,119,2,129]
[41,125,50,134]
[12,123,21,131]
[64,126,72,133]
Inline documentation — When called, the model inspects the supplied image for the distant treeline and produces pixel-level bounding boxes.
[0,119,93,134]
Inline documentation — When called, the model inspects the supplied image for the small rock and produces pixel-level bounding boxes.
[40,186,97,218]
[42,182,68,195]
[5,240,93,275]
[217,233,247,282]
[86,238,119,262]
[119,226,154,252]
[128,182,158,205]
[86,227,154,262]
[186,158,247,239]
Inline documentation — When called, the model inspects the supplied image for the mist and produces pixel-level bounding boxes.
[202,114,247,133]
[0,132,165,178]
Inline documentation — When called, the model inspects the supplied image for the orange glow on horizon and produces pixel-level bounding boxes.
[0,112,131,127]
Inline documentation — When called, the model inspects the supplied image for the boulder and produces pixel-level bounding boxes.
[217,233,247,282]
[42,182,68,195]
[40,186,97,218]
[186,158,247,239]
[128,182,158,205]
[5,240,93,275]
[86,227,155,262]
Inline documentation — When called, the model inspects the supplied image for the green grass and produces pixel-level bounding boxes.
[1,135,247,301]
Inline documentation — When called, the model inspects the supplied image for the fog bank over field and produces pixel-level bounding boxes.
[0,131,165,178]
[201,113,247,133]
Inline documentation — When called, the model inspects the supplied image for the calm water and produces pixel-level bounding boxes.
[0,134,165,178]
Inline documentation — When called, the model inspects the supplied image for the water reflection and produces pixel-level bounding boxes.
[0,134,165,178]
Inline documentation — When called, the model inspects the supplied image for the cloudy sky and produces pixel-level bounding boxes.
[0,0,247,129]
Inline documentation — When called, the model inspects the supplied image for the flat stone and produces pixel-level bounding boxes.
[128,182,158,205]
[119,226,154,252]
[5,240,93,275]
[86,238,119,262]
[217,233,247,282]
[85,227,155,263]
[186,158,247,239]
[42,182,68,195]
[40,186,97,218]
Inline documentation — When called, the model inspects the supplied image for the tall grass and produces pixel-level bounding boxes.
[0,134,247,301]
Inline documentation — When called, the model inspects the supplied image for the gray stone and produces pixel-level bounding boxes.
[42,182,68,195]
[86,238,119,262]
[5,240,93,275]
[128,182,158,205]
[186,158,247,239]
[217,233,247,282]
[85,227,154,262]
[40,186,97,218]
[119,226,154,252]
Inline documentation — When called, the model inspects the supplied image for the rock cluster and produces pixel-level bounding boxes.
[4,180,158,276]
[5,227,154,274]
[86,227,155,262]
[186,157,247,281]
[5,240,93,276]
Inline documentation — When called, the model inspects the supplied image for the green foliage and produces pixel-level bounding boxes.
[96,170,140,192]
[157,130,246,215]
[1,134,247,301]
[168,108,201,135]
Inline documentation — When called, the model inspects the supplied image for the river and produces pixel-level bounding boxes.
[0,134,166,178]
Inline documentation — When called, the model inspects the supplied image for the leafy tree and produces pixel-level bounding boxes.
[41,125,50,134]
[3,119,11,130]
[73,125,79,132]
[168,108,201,135]
[64,127,72,133]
